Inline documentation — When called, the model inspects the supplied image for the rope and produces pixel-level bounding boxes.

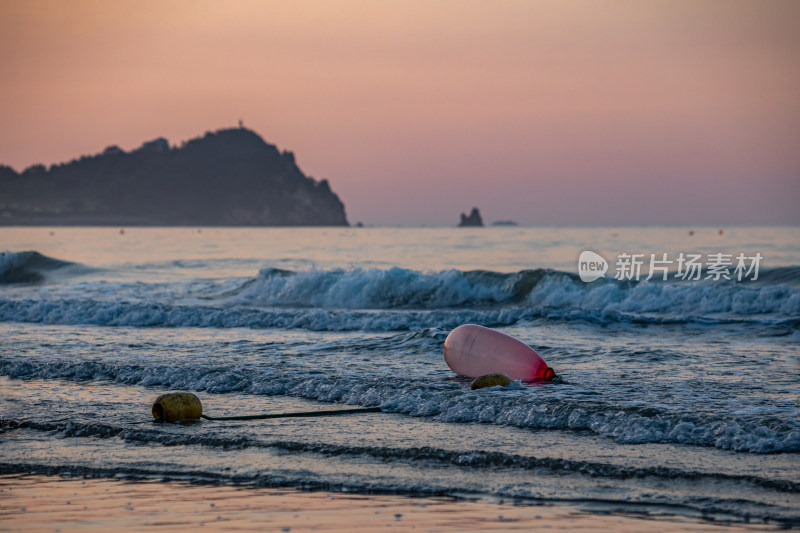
[200,406,382,421]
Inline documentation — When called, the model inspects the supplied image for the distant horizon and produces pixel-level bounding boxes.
[3,222,798,229]
[2,1,798,226]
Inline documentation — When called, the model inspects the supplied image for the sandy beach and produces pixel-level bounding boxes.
[0,474,779,532]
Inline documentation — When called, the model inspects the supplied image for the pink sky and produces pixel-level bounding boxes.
[1,0,798,225]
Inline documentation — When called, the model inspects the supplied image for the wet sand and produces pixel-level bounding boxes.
[0,474,776,532]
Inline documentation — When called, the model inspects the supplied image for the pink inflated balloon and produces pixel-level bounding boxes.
[443,324,555,382]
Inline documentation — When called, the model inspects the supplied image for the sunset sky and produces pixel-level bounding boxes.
[1,0,798,225]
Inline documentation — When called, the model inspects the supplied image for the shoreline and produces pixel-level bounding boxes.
[0,474,780,532]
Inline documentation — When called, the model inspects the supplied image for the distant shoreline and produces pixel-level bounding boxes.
[0,216,350,227]
[2,222,797,229]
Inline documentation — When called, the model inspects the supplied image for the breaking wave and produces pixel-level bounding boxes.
[0,263,797,331]
[0,251,78,284]
[2,358,798,454]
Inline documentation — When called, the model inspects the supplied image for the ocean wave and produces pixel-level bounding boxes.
[3,358,798,454]
[0,460,460,499]
[526,272,800,320]
[0,296,796,333]
[0,251,77,284]
[1,258,798,328]
[0,298,531,331]
[231,267,546,308]
[3,419,796,493]
[2,460,797,527]
[227,266,800,323]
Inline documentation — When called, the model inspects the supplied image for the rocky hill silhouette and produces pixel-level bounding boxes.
[0,128,348,226]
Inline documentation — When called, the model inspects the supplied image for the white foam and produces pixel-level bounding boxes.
[4,357,797,453]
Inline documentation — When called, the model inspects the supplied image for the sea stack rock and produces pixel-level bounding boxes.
[458,207,484,227]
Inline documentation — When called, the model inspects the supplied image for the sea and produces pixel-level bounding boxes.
[1,226,798,527]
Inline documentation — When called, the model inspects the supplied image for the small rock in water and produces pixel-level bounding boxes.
[470,373,512,390]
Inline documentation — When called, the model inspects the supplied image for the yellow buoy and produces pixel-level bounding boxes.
[470,373,512,390]
[152,392,203,422]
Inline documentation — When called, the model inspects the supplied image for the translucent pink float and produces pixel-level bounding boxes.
[443,324,555,382]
